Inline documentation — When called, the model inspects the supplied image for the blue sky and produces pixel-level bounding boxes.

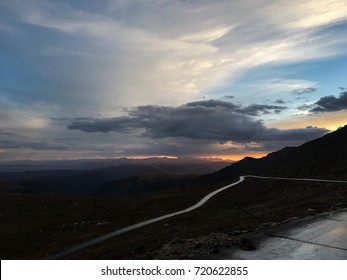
[1,0,347,161]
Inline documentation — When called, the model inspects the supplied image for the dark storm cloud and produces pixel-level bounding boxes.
[67,116,136,133]
[69,103,263,141]
[274,99,285,104]
[0,140,66,150]
[186,99,287,116]
[0,129,17,137]
[236,104,287,116]
[292,87,316,95]
[263,126,328,141]
[310,91,347,113]
[297,104,313,111]
[133,104,264,141]
[54,137,82,142]
[68,100,327,144]
[186,99,238,109]
[224,95,235,99]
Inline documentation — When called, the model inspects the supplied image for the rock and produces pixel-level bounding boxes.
[171,238,184,244]
[194,242,203,249]
[240,238,256,251]
[210,246,219,254]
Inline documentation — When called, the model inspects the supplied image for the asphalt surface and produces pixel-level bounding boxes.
[229,211,347,259]
[48,175,347,259]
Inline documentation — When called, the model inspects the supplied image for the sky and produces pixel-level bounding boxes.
[1,0,347,162]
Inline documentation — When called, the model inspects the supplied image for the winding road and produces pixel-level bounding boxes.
[48,175,347,259]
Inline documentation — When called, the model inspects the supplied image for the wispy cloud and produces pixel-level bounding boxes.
[1,0,346,160]
[292,87,317,95]
[2,0,347,112]
[249,79,318,93]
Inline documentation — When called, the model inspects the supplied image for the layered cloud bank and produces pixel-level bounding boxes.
[68,100,326,143]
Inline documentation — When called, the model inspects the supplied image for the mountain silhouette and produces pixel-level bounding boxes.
[201,125,347,183]
[0,159,229,195]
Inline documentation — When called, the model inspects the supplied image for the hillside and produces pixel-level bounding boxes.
[0,178,34,193]
[0,158,230,195]
[97,173,195,196]
[1,126,347,259]
[202,125,347,183]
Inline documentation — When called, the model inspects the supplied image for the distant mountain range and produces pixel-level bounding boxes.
[0,157,232,172]
[1,126,346,196]
[0,158,230,195]
[202,125,347,183]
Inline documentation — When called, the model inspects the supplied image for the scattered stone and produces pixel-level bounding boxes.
[171,238,184,244]
[133,246,145,254]
[210,246,219,254]
[141,233,239,259]
[283,216,299,223]
[240,238,256,251]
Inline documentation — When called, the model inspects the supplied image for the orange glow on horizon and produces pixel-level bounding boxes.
[110,155,179,160]
[199,152,268,162]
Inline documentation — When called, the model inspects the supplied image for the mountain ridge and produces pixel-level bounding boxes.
[201,125,347,183]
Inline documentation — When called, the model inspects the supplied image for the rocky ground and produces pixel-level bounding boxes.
[1,177,346,259]
[69,178,347,259]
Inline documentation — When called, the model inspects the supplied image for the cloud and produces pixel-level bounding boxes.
[186,100,287,116]
[0,129,17,137]
[224,95,235,99]
[274,99,285,104]
[1,0,347,116]
[0,0,345,160]
[250,79,318,94]
[262,126,329,142]
[292,87,317,95]
[236,104,287,116]
[310,91,347,113]
[0,140,66,150]
[186,99,238,109]
[67,100,326,145]
[297,104,313,111]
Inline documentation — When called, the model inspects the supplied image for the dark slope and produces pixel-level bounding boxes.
[97,173,195,196]
[0,159,230,195]
[202,125,347,183]
[0,178,35,193]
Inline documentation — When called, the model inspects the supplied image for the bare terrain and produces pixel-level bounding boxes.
[1,177,346,259]
[1,126,347,259]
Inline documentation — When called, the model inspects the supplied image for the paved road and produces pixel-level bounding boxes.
[48,175,347,259]
[245,175,347,183]
[229,211,347,259]
[49,176,246,259]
